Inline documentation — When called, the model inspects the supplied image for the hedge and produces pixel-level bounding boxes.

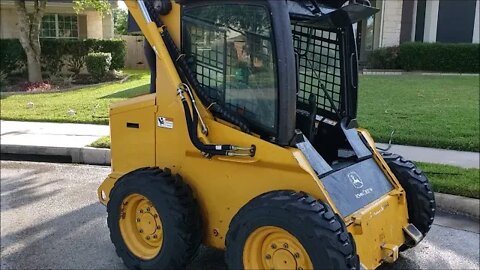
[0,38,126,76]
[368,42,480,73]
[399,43,479,73]
[366,46,401,70]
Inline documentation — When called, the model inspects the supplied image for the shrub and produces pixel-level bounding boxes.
[92,39,126,70]
[41,39,67,75]
[0,39,26,75]
[0,39,126,79]
[64,39,93,75]
[86,52,112,80]
[399,42,480,73]
[366,46,400,69]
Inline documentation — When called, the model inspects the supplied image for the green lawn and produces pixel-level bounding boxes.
[1,72,479,151]
[418,162,479,199]
[0,70,150,125]
[358,75,479,151]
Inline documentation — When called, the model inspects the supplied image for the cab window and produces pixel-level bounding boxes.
[183,4,278,133]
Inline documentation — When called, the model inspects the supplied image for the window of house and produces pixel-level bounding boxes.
[41,14,78,38]
[183,4,278,133]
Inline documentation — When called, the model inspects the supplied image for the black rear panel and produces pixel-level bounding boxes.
[321,158,393,217]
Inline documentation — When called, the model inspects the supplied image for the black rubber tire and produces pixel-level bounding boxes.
[381,152,436,237]
[107,168,202,270]
[225,191,359,270]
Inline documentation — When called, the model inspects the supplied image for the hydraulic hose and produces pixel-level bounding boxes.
[179,92,235,156]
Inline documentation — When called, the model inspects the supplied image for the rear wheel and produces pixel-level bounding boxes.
[225,191,359,270]
[107,168,202,269]
[381,153,435,241]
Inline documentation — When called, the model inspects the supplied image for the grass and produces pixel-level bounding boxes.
[89,136,111,149]
[418,162,479,199]
[0,70,150,125]
[88,137,480,199]
[358,75,479,152]
[1,72,478,151]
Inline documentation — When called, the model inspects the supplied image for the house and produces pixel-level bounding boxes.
[356,0,479,63]
[0,0,114,40]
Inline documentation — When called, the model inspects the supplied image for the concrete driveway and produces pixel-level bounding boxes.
[1,161,478,269]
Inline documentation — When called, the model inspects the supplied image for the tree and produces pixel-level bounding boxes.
[113,8,128,36]
[14,0,46,82]
[14,0,111,83]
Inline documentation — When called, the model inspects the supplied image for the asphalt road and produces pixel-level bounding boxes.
[1,161,479,270]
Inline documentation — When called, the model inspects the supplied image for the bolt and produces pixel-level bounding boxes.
[154,214,158,218]
[271,244,277,249]
[136,218,141,222]
[153,235,158,239]
[283,243,289,249]
[146,236,150,240]
[265,254,271,260]
[146,207,150,212]
[140,209,144,213]
[139,229,144,233]
[294,252,300,258]
[156,225,161,230]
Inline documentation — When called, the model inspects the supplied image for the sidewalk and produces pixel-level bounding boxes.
[1,121,110,165]
[1,120,478,168]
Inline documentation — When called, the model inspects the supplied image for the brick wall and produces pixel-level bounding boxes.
[380,0,404,47]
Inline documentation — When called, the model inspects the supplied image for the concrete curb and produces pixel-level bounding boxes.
[1,144,479,218]
[1,144,111,165]
[435,193,479,219]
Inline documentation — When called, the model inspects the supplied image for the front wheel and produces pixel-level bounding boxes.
[381,152,436,240]
[107,168,202,269]
[225,191,359,270]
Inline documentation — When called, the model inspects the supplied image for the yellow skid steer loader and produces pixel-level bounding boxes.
[98,0,435,269]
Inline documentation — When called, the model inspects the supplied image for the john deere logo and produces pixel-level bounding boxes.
[348,172,364,189]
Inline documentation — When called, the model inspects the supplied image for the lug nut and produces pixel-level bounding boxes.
[265,254,271,260]
[154,214,158,218]
[271,244,277,249]
[146,207,150,212]
[139,210,144,213]
[153,235,158,239]
[136,218,141,222]
[294,252,300,258]
[146,236,150,240]
[156,225,161,229]
[139,229,143,233]
[283,243,289,249]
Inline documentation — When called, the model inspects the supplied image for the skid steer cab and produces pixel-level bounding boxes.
[98,0,435,269]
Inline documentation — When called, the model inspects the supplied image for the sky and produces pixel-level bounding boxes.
[117,1,127,10]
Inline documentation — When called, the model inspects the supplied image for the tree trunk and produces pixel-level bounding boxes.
[26,51,43,82]
[14,0,46,83]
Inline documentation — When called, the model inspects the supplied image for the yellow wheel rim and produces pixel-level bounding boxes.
[119,193,163,260]
[243,226,313,270]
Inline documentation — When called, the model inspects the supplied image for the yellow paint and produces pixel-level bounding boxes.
[119,193,163,260]
[243,226,313,270]
[99,1,410,269]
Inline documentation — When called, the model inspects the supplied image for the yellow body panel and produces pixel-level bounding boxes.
[98,2,410,269]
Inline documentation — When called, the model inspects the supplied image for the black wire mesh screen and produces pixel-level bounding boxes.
[182,7,278,133]
[292,24,343,118]
[183,18,226,102]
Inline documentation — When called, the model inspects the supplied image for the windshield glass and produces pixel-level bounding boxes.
[183,4,278,133]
